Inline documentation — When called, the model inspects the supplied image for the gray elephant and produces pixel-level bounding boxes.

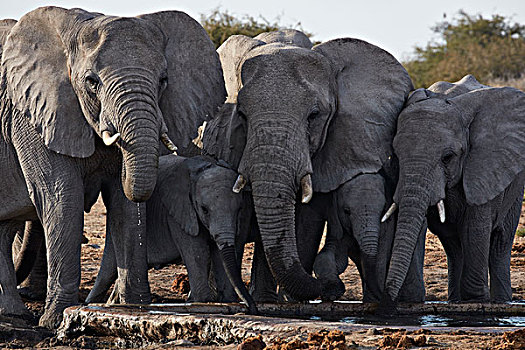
[85,155,256,312]
[311,162,426,302]
[0,7,225,327]
[203,30,413,300]
[382,75,525,308]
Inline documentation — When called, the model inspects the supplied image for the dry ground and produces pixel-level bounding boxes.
[1,196,524,349]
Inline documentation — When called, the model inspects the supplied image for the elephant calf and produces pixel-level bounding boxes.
[87,155,256,312]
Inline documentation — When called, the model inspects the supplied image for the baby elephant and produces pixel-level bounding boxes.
[87,155,256,313]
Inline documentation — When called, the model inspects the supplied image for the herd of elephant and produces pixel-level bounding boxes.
[0,7,523,329]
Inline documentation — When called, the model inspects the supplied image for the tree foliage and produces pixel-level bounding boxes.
[404,11,525,89]
[200,8,311,48]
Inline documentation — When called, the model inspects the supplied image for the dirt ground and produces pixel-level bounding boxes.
[1,196,524,349]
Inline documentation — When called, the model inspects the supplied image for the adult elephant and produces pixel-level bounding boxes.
[203,30,413,300]
[382,75,525,307]
[0,7,225,327]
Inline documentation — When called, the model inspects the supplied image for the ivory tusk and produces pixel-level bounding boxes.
[300,174,313,204]
[161,133,178,155]
[232,175,246,193]
[437,199,446,223]
[102,131,120,146]
[381,202,398,223]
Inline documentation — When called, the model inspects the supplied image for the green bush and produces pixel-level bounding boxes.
[516,227,525,237]
[200,8,312,48]
[404,11,525,89]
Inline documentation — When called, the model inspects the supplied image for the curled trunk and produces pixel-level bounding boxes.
[252,191,321,300]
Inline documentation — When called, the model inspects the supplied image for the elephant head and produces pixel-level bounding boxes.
[1,6,225,202]
[384,75,525,303]
[205,31,412,300]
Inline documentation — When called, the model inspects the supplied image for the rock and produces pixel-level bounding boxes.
[171,273,190,294]
[238,335,265,350]
[491,328,525,349]
[366,328,380,335]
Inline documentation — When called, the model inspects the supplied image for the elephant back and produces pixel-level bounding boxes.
[254,29,312,49]
[428,74,489,98]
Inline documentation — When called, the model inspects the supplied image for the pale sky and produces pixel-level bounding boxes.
[1,0,524,60]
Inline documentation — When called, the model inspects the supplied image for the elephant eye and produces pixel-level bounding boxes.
[201,206,209,215]
[308,106,320,120]
[159,76,168,93]
[441,151,455,165]
[85,73,100,95]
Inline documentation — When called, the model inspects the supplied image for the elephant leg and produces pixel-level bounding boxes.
[295,202,326,274]
[210,242,237,302]
[37,184,84,328]
[250,239,278,302]
[398,225,426,302]
[313,227,348,301]
[16,221,47,301]
[86,228,117,303]
[489,196,521,302]
[0,221,29,316]
[438,232,463,302]
[101,182,151,305]
[178,233,215,302]
[459,205,491,302]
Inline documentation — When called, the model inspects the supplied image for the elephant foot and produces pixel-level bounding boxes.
[319,278,345,302]
[39,308,66,329]
[0,295,31,318]
[375,294,398,317]
[18,286,46,301]
[251,290,278,303]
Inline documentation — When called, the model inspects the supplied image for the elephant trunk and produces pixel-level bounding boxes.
[385,164,431,303]
[218,245,257,314]
[361,254,381,302]
[116,99,160,202]
[241,117,321,301]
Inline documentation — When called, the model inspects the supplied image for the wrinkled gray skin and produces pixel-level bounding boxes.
[86,155,256,312]
[204,30,413,300]
[312,164,426,302]
[0,7,225,328]
[384,75,525,307]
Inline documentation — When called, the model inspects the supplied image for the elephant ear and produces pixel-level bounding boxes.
[254,29,313,49]
[139,11,226,152]
[2,7,96,157]
[457,87,525,205]
[311,38,413,192]
[217,35,265,102]
[155,155,199,236]
[202,102,246,169]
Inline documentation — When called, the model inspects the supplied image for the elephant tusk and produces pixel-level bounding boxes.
[437,199,446,223]
[232,175,246,193]
[161,133,178,155]
[102,131,120,146]
[300,174,313,204]
[381,202,398,223]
